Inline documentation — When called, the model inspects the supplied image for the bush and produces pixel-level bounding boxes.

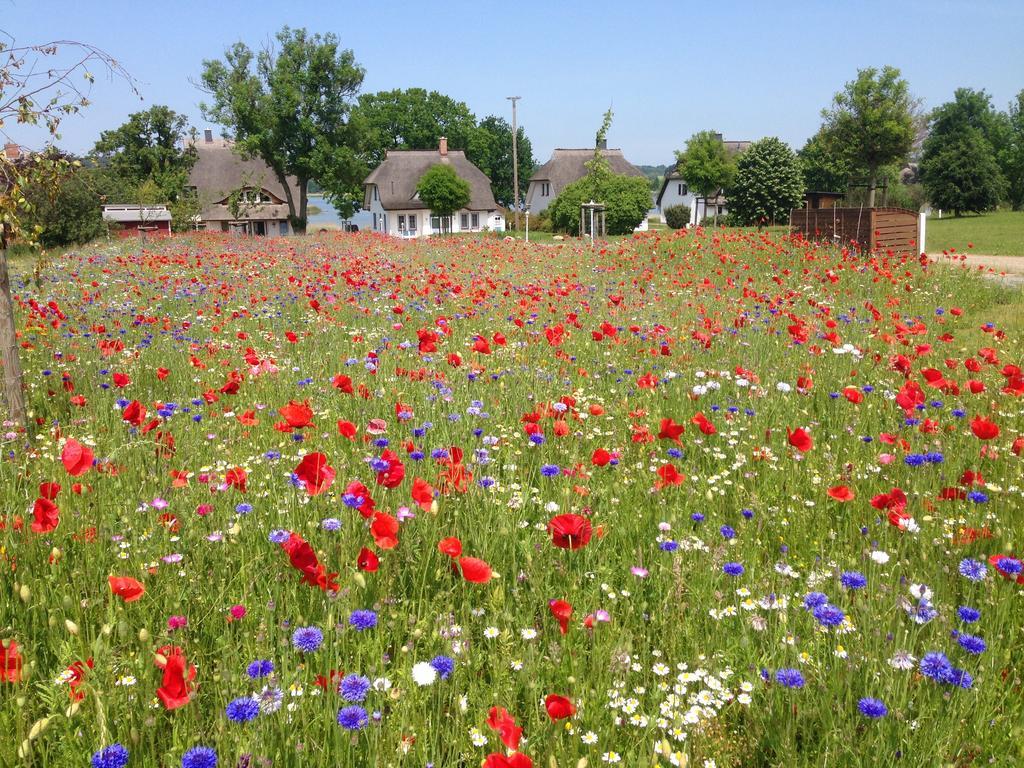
[729,137,804,226]
[663,204,691,229]
[548,173,650,236]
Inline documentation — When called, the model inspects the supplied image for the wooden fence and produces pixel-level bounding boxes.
[789,207,920,255]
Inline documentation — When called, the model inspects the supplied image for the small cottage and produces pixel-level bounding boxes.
[363,138,504,238]
[525,142,645,215]
[187,131,300,236]
[656,137,750,225]
[102,205,172,237]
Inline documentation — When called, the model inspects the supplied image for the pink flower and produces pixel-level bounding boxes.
[167,615,188,631]
[195,504,212,516]
[228,604,246,622]
[631,566,649,578]
[878,453,895,465]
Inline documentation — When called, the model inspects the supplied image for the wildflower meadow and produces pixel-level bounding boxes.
[2,230,1023,767]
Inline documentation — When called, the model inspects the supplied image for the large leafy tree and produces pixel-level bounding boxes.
[92,105,196,201]
[797,129,850,194]
[675,130,737,224]
[820,66,916,208]
[199,26,366,233]
[729,137,805,226]
[998,89,1024,210]
[468,115,533,208]
[920,88,1007,216]
[416,164,470,234]
[355,88,478,167]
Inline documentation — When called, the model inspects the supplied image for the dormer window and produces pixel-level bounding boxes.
[237,187,272,204]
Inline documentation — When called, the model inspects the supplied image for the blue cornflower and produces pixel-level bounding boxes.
[235,503,253,515]
[430,655,455,680]
[957,633,986,655]
[957,606,981,624]
[265,450,281,460]
[478,477,496,488]
[321,517,342,531]
[775,668,805,689]
[997,557,1023,575]
[349,609,378,631]
[529,433,545,445]
[802,592,829,611]
[691,512,705,523]
[857,697,887,718]
[181,746,218,768]
[337,705,370,730]
[924,452,944,464]
[430,448,450,460]
[268,529,290,544]
[952,409,966,418]
[906,599,938,625]
[719,525,736,540]
[339,674,371,702]
[813,603,846,627]
[226,697,259,722]
[919,652,952,682]
[342,493,365,509]
[903,454,925,467]
[722,562,745,576]
[967,491,989,504]
[958,558,987,581]
[741,508,754,519]
[246,659,274,679]
[410,451,425,461]
[291,626,323,653]
[368,458,390,473]
[372,437,389,448]
[91,744,130,768]
[659,540,679,552]
[840,571,867,590]
[667,447,683,459]
[947,667,974,689]
[540,464,561,477]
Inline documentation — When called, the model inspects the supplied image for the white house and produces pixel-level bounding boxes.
[656,137,750,225]
[363,138,504,238]
[525,141,646,215]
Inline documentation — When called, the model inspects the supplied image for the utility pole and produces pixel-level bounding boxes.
[507,96,521,232]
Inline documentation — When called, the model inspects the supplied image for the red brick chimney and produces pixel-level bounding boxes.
[4,142,20,161]
[439,136,448,157]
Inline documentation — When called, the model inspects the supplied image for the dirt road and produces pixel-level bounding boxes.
[928,253,1024,286]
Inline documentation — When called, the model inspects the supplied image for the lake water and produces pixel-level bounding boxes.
[307,194,372,231]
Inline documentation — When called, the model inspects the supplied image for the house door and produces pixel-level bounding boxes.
[253,221,266,236]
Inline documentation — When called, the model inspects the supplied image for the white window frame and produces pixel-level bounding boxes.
[471,212,479,230]
[460,213,469,230]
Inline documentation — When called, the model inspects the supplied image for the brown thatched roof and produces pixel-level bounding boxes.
[363,149,498,211]
[529,148,643,192]
[188,139,300,222]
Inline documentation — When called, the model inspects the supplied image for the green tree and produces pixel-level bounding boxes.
[675,131,736,224]
[468,115,534,208]
[199,26,366,234]
[920,88,1007,216]
[416,164,470,234]
[729,137,805,226]
[355,88,478,167]
[21,163,132,246]
[920,129,1004,216]
[92,105,196,201]
[797,130,850,194]
[820,66,916,208]
[998,90,1024,210]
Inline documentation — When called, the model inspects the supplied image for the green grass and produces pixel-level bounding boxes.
[927,209,1024,256]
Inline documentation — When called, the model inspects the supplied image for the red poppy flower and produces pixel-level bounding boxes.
[294,453,335,496]
[370,511,400,550]
[357,547,379,572]
[280,532,338,591]
[225,467,247,492]
[484,753,532,768]
[108,576,145,602]
[787,427,813,452]
[438,537,463,558]
[122,400,146,427]
[61,438,94,477]
[655,463,684,489]
[338,420,357,439]
[31,497,60,533]
[1,639,23,683]
[375,449,406,489]
[332,373,354,394]
[657,417,685,444]
[549,599,572,635]
[544,693,575,720]
[842,387,863,404]
[39,481,61,500]
[827,485,855,502]
[871,487,907,514]
[989,554,1024,584]
[971,416,1000,441]
[486,706,523,751]
[548,514,592,550]
[591,448,611,467]
[344,480,376,518]
[279,400,314,428]
[154,645,196,710]
[457,556,492,583]
[112,372,131,388]
[411,477,435,511]
[691,412,716,436]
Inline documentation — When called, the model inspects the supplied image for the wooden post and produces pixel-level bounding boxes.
[0,232,27,429]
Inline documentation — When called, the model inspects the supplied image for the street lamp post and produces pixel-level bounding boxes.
[507,96,521,233]
[525,206,530,243]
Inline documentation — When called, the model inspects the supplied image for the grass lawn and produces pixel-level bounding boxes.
[926,209,1024,256]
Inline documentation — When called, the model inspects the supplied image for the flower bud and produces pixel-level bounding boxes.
[64,619,79,636]
[18,584,30,602]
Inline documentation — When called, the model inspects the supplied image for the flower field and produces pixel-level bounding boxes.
[2,230,1024,767]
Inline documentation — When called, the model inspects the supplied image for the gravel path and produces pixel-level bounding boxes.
[928,253,1024,286]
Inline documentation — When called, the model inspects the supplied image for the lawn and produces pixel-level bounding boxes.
[2,229,1024,768]
[926,209,1024,256]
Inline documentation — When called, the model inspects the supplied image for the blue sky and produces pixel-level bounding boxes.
[3,0,1022,166]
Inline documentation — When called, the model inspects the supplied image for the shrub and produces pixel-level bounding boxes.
[729,137,804,226]
[548,173,651,236]
[664,204,691,229]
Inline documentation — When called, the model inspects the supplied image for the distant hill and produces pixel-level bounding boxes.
[636,164,670,192]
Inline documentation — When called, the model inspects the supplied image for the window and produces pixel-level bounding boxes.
[279,221,289,236]
[372,213,378,230]
[718,205,724,215]
[408,214,416,232]
[678,183,687,196]
[471,212,479,229]
[373,186,378,201]
[431,215,441,231]
[541,182,550,197]
[460,213,469,230]
[398,215,406,231]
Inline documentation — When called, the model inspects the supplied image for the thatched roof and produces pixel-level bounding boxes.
[363,149,498,212]
[529,148,643,192]
[188,139,300,222]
